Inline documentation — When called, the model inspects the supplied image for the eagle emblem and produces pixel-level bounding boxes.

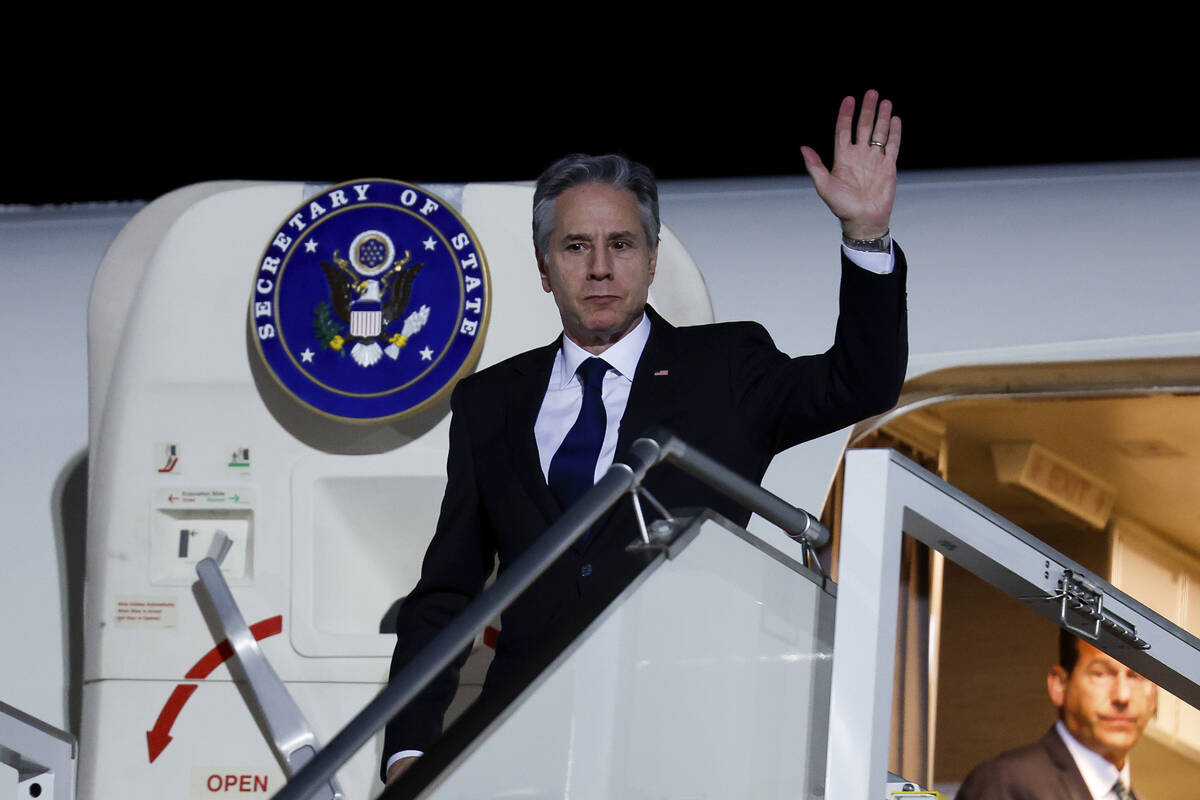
[316,229,429,367]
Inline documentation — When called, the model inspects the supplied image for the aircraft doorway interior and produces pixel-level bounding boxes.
[827,360,1200,798]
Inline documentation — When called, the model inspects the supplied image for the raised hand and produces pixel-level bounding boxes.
[800,90,901,240]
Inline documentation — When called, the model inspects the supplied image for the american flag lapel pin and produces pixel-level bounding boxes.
[653,369,669,376]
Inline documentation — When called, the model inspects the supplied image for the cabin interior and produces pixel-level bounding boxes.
[828,358,1200,796]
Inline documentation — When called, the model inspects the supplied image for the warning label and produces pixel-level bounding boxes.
[114,595,178,628]
[190,766,283,797]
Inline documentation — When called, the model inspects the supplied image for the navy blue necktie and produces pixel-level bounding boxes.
[548,357,610,514]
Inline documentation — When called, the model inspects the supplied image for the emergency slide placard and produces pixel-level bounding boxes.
[114,595,179,628]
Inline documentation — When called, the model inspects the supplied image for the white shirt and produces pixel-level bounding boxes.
[533,312,651,482]
[1055,720,1134,800]
[386,242,893,773]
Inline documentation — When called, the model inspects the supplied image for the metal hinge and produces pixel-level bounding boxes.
[1049,569,1150,650]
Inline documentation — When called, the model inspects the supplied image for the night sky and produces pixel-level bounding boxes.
[8,64,1193,206]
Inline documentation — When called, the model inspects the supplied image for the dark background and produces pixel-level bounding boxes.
[7,65,1193,206]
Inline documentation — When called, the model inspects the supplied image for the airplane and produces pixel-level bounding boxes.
[2,157,1198,797]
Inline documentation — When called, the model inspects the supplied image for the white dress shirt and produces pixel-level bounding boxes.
[1055,720,1134,800]
[533,312,651,482]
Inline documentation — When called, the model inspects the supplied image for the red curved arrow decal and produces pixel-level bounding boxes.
[147,615,283,762]
[146,684,196,762]
[184,615,283,680]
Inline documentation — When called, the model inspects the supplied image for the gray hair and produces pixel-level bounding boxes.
[532,153,660,255]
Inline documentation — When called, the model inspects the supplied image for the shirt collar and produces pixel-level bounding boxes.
[1055,720,1132,799]
[555,312,651,387]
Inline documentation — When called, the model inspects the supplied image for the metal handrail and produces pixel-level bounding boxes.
[194,533,341,798]
[275,429,826,800]
[644,427,829,548]
[0,699,76,800]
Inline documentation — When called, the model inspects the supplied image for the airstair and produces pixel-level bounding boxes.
[13,433,1197,798]
[272,436,1200,799]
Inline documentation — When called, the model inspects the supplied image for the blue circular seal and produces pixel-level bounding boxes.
[250,179,490,421]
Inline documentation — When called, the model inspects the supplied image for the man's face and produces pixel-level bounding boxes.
[537,183,657,352]
[1048,640,1158,768]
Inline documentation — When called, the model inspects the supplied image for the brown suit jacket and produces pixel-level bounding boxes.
[957,725,1139,800]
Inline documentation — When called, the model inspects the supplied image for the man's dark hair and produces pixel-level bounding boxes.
[532,153,660,255]
[1059,628,1081,674]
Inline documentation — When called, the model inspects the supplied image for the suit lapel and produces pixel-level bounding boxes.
[1041,726,1095,800]
[505,339,561,526]
[615,306,683,461]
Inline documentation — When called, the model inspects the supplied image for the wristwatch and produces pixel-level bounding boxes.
[842,230,892,253]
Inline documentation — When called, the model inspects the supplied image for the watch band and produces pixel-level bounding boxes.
[842,230,892,253]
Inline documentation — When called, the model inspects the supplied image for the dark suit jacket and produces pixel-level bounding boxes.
[957,725,1133,800]
[382,248,909,770]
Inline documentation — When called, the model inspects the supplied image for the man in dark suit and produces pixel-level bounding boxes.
[383,90,907,784]
[957,630,1159,799]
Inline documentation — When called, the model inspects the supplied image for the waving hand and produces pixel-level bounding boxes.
[800,90,901,241]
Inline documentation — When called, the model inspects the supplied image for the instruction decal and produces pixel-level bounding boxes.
[115,595,179,628]
[146,615,283,763]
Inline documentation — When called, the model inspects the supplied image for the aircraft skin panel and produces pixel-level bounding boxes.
[0,204,134,733]
[88,181,273,446]
[665,162,1200,360]
[83,185,305,685]
[77,679,379,800]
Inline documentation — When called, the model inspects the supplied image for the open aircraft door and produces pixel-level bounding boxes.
[80,178,713,798]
